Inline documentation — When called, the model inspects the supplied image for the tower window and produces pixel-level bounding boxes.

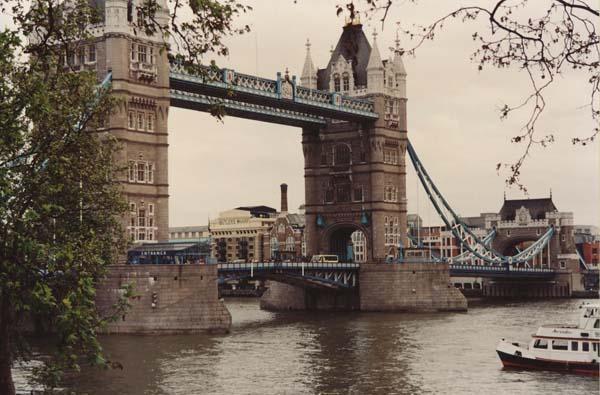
[342,73,350,91]
[77,48,85,65]
[334,144,351,166]
[88,45,96,63]
[128,111,135,129]
[127,0,133,23]
[325,187,334,203]
[333,74,341,92]
[138,45,147,64]
[147,113,155,132]
[353,187,363,202]
[137,112,144,130]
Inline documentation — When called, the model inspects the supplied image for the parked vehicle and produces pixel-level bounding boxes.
[310,255,339,264]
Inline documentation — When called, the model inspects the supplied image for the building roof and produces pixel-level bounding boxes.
[287,213,305,228]
[461,216,485,229]
[317,23,372,90]
[499,198,557,221]
[236,206,277,218]
[169,225,209,233]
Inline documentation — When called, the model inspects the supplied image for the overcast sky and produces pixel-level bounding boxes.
[3,1,595,228]
[168,0,599,228]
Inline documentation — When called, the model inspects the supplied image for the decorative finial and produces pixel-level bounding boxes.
[305,38,311,51]
[330,45,334,55]
[504,191,506,201]
[372,29,378,42]
[395,31,401,51]
[550,188,552,198]
[285,67,289,77]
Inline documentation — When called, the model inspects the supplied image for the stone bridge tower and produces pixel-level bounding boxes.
[89,0,171,243]
[301,22,408,262]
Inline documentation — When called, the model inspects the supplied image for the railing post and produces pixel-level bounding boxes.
[251,261,254,278]
[302,261,305,277]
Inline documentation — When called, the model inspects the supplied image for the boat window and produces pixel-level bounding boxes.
[533,339,548,349]
[582,342,589,352]
[552,339,568,351]
[571,341,578,351]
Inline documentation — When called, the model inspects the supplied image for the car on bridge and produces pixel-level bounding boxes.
[311,255,339,264]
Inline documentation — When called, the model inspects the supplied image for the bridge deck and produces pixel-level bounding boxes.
[169,65,379,125]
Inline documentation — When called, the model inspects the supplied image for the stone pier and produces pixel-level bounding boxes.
[260,262,467,312]
[96,265,231,334]
[359,263,467,312]
[260,281,359,311]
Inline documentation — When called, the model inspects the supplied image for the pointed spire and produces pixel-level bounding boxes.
[392,31,407,75]
[367,29,383,71]
[300,39,317,89]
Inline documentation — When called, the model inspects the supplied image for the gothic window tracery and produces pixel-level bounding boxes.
[334,144,351,166]
[333,73,341,92]
[342,72,350,91]
[336,183,352,203]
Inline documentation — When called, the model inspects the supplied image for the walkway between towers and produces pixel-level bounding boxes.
[169,64,379,126]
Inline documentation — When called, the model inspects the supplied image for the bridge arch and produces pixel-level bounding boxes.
[321,222,369,262]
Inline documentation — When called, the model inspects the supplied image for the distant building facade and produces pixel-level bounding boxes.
[407,195,580,271]
[264,184,306,261]
[169,225,210,241]
[210,207,277,263]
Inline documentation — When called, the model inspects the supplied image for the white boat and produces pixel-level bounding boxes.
[496,302,600,376]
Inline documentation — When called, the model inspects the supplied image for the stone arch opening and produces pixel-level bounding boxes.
[495,234,551,266]
[324,223,368,262]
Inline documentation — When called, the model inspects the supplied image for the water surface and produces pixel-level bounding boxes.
[14,298,599,394]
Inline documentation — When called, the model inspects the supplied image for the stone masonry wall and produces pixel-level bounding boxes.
[96,265,231,334]
[359,263,467,312]
[260,281,359,311]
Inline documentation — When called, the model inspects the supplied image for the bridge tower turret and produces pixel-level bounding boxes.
[90,0,171,244]
[303,22,408,262]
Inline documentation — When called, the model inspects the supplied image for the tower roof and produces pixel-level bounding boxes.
[317,23,372,90]
[499,198,558,221]
[392,33,407,75]
[367,30,383,71]
[301,39,317,82]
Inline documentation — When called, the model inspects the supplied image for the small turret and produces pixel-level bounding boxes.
[392,33,407,98]
[300,39,317,89]
[366,30,384,94]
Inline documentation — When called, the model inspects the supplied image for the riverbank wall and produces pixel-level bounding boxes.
[96,265,231,334]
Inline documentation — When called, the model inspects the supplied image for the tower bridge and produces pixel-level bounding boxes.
[83,1,585,333]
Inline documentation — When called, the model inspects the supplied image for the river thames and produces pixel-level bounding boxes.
[14,298,599,394]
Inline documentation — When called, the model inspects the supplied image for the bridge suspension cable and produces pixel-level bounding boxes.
[406,140,554,266]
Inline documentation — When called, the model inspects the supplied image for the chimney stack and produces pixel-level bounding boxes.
[280,183,288,213]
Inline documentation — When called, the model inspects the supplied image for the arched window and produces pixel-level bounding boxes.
[127,0,133,22]
[336,183,352,203]
[334,144,351,165]
[333,74,341,92]
[342,72,350,91]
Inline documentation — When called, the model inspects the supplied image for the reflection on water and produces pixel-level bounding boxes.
[14,298,599,394]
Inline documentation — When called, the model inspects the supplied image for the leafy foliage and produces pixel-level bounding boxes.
[0,0,249,393]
